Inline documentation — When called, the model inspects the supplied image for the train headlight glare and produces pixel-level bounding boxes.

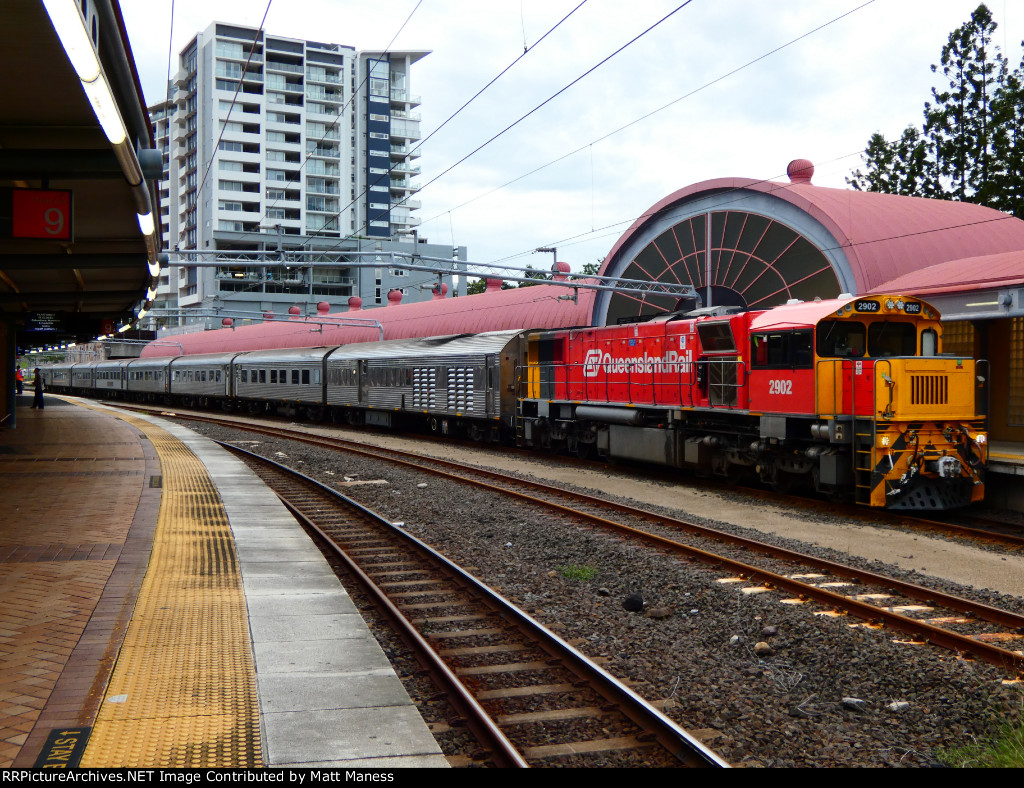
[896,299,905,310]
[885,299,895,310]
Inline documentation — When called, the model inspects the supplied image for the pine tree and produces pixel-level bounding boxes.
[846,3,1023,216]
[923,3,1004,203]
[990,61,1024,216]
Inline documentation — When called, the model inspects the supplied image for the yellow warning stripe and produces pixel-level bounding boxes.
[81,416,262,768]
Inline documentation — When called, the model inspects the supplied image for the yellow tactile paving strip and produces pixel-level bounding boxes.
[79,417,262,768]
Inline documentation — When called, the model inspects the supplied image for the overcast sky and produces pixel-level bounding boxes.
[120,0,1023,276]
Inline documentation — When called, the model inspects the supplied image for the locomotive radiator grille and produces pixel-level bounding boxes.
[910,374,949,406]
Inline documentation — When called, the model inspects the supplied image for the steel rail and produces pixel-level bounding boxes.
[205,421,1024,676]
[88,404,1024,674]
[222,442,728,768]
[167,413,1024,634]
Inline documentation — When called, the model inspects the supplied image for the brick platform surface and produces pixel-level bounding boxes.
[0,397,158,767]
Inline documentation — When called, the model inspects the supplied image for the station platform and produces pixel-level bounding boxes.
[0,394,447,769]
[985,441,1024,511]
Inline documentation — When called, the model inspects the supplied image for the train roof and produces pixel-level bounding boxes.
[140,286,593,358]
[330,330,525,362]
[749,294,937,332]
[231,347,335,364]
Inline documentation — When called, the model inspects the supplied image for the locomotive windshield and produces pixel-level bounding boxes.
[867,321,917,356]
[817,319,920,358]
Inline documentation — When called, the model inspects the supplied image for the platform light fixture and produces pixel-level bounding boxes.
[41,0,128,146]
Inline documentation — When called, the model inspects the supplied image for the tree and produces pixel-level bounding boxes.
[465,277,517,294]
[924,3,1004,203]
[847,4,1023,216]
[518,266,549,287]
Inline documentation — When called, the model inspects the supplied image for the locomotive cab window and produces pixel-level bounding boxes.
[696,321,736,352]
[751,330,813,369]
[816,320,866,358]
[868,321,917,357]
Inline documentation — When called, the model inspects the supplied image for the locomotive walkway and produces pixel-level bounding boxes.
[0,394,446,769]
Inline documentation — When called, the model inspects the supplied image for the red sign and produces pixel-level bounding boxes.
[12,189,73,240]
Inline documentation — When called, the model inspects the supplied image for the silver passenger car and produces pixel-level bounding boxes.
[233,347,329,406]
[125,358,171,398]
[169,352,244,403]
[43,363,74,392]
[70,363,95,392]
[93,361,125,393]
[324,330,527,432]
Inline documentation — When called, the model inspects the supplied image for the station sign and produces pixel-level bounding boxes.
[0,187,74,241]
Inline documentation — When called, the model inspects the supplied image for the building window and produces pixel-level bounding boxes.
[216,61,243,79]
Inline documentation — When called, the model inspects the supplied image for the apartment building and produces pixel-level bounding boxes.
[150,22,464,331]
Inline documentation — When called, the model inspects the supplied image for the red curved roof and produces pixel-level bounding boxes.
[602,177,1024,293]
[870,248,1024,296]
[142,284,595,357]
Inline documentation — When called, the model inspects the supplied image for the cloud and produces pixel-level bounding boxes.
[121,0,1024,271]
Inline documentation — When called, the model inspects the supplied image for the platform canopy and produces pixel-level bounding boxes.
[0,0,160,351]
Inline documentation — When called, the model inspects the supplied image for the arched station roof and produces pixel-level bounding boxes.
[143,160,1024,357]
[141,283,595,357]
[595,160,1024,326]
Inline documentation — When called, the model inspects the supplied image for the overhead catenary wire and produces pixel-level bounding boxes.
[423,0,879,227]
[192,0,274,231]
[231,0,425,249]
[414,1,696,197]
[311,0,590,256]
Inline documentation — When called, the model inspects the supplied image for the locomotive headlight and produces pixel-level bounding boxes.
[885,299,896,310]
[976,434,987,444]
[895,299,905,310]
[880,436,890,447]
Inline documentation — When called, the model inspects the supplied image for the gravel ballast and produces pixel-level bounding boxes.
[187,420,1024,768]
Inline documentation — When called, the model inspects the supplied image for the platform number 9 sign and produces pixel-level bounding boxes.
[12,189,73,240]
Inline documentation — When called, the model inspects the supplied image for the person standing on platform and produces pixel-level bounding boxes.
[31,368,44,410]
[15,367,23,395]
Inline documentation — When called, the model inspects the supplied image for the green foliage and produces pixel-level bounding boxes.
[465,278,516,294]
[938,709,1024,768]
[558,564,598,581]
[847,3,1024,216]
[519,265,550,287]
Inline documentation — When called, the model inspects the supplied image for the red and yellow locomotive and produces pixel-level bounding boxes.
[520,294,986,510]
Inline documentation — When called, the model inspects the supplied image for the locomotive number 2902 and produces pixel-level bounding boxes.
[768,379,794,395]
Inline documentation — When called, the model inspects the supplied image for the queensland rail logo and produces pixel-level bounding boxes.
[582,349,692,378]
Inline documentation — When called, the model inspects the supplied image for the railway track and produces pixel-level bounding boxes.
[101,404,1024,676]
[110,400,1024,548]
[221,443,728,768]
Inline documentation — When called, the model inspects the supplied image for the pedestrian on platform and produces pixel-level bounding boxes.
[15,367,23,395]
[31,368,44,410]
